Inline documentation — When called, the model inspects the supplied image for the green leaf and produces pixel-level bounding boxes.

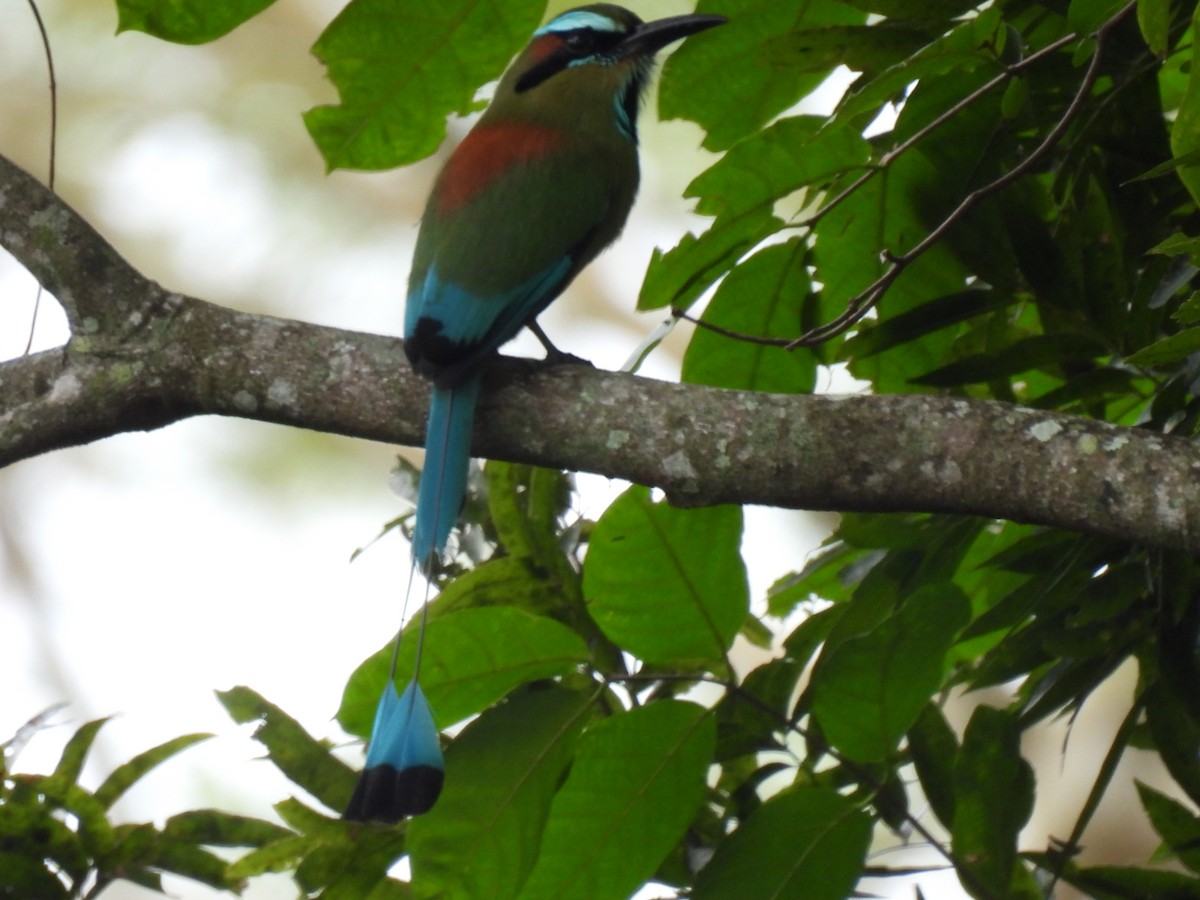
[908,703,959,829]
[1137,0,1172,56]
[226,833,312,880]
[911,332,1107,386]
[841,288,1013,359]
[714,658,803,760]
[485,463,570,565]
[1136,780,1200,874]
[304,0,546,170]
[430,554,566,619]
[216,686,356,813]
[409,686,595,900]
[811,584,970,761]
[115,0,276,43]
[659,0,866,150]
[143,839,238,890]
[94,734,212,810]
[1056,863,1200,897]
[693,787,871,900]
[1145,679,1200,807]
[0,851,70,899]
[45,718,110,794]
[1170,3,1200,206]
[582,486,748,665]
[162,809,292,848]
[1127,326,1200,367]
[339,607,590,738]
[1175,292,1200,325]
[768,541,874,616]
[686,115,870,222]
[833,8,1003,126]
[1068,0,1132,34]
[681,239,817,393]
[637,208,781,312]
[782,605,847,671]
[514,701,715,900]
[952,706,1035,895]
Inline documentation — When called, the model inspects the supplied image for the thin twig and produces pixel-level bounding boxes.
[786,2,1134,351]
[672,4,1135,353]
[22,0,57,357]
[801,27,1083,235]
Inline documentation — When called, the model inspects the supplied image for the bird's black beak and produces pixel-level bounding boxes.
[618,12,727,58]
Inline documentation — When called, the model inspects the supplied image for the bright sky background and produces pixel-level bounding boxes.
[0,2,1175,899]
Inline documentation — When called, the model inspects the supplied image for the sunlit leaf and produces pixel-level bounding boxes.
[304,0,545,170]
[115,0,276,43]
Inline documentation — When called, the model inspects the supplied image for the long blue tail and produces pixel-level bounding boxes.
[343,678,443,821]
[344,377,480,823]
[411,376,482,574]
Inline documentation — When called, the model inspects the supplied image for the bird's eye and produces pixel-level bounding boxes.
[563,31,591,52]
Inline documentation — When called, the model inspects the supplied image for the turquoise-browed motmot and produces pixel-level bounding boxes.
[344,3,725,823]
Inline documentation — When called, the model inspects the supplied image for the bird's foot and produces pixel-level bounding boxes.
[541,347,594,369]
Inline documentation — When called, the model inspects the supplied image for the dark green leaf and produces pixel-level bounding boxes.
[952,706,1035,895]
[715,658,803,760]
[659,0,867,150]
[409,686,594,900]
[811,584,970,761]
[908,703,959,828]
[693,787,871,900]
[514,701,715,900]
[1067,0,1133,35]
[1137,780,1200,874]
[1145,678,1200,807]
[1127,326,1200,367]
[834,8,1003,126]
[783,605,847,671]
[430,554,566,618]
[842,288,1013,359]
[911,332,1107,386]
[681,239,817,393]
[1057,863,1200,897]
[768,541,874,616]
[686,115,870,221]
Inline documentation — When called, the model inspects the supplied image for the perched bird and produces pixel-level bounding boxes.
[344,3,726,824]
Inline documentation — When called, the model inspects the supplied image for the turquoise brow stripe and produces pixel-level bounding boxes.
[535,10,621,35]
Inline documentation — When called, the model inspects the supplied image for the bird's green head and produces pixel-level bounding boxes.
[493,4,726,141]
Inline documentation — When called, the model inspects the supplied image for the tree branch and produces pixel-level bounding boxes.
[3,152,1199,554]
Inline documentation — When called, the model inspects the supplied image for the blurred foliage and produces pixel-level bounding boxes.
[0,708,288,897]
[11,0,1200,897]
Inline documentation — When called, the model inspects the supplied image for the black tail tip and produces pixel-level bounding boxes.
[343,763,445,824]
